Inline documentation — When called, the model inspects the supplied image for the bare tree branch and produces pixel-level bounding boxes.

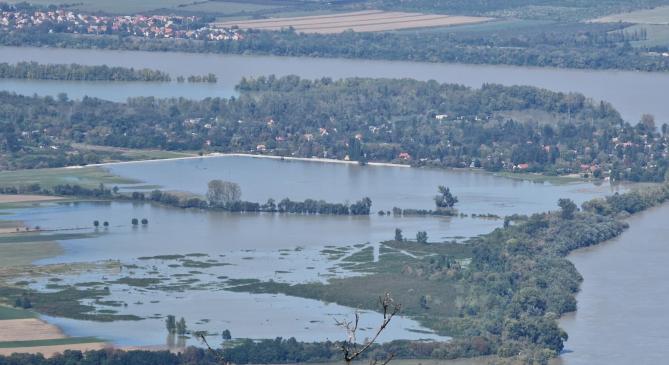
[335,293,401,365]
[196,332,227,365]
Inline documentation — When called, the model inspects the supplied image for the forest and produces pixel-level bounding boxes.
[2,20,669,72]
[0,62,171,82]
[1,77,667,182]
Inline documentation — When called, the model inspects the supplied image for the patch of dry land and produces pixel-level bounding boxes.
[0,318,106,357]
[214,10,493,34]
[0,195,62,204]
[592,6,669,24]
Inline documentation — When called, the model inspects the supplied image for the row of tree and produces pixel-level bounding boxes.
[0,62,171,82]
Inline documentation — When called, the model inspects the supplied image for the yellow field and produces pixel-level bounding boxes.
[0,317,106,357]
[214,10,493,34]
[0,195,62,204]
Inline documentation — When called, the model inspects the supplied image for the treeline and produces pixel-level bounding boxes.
[176,74,218,83]
[0,338,493,365]
[226,184,669,363]
[3,20,669,72]
[139,190,373,215]
[1,77,667,182]
[0,184,373,216]
[0,62,171,82]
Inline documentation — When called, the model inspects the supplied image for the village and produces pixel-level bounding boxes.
[0,7,243,41]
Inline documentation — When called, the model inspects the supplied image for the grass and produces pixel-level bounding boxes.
[0,286,141,322]
[0,337,102,348]
[0,230,97,267]
[0,305,35,320]
[227,239,475,334]
[625,24,669,47]
[0,166,138,189]
[0,241,63,267]
[593,5,669,24]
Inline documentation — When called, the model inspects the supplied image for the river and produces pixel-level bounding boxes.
[557,204,669,365]
[2,46,669,123]
[2,45,669,362]
[2,156,619,348]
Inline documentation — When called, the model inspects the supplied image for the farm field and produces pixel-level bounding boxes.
[593,5,669,24]
[214,10,493,34]
[178,1,284,15]
[624,24,669,47]
[0,307,105,357]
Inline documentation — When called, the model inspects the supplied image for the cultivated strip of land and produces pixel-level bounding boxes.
[0,306,106,357]
[214,10,492,33]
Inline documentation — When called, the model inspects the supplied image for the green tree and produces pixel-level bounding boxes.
[222,329,232,340]
[165,315,176,334]
[176,317,187,335]
[207,180,242,207]
[558,198,577,220]
[435,186,458,209]
[93,220,99,227]
[131,218,139,226]
[141,218,149,225]
[416,231,428,244]
[394,228,403,241]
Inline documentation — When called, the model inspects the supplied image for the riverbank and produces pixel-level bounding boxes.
[66,152,411,169]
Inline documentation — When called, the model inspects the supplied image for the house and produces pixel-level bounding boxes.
[398,152,412,161]
[515,163,529,170]
[256,144,267,152]
[435,114,448,121]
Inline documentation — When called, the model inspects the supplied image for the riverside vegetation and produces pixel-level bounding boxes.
[0,179,374,216]
[224,184,669,363]
[0,62,171,82]
[1,77,667,182]
[3,1,669,72]
[1,184,668,363]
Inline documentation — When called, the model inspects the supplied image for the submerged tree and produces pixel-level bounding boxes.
[176,317,187,336]
[165,315,176,334]
[416,231,428,244]
[435,186,458,209]
[394,228,403,242]
[207,180,242,207]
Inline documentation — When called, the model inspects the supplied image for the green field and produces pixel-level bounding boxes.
[0,241,63,267]
[624,24,669,47]
[594,5,669,24]
[0,166,138,189]
[0,305,35,320]
[0,337,102,348]
[178,1,284,15]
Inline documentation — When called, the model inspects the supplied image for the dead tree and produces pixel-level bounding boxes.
[196,332,228,365]
[335,293,402,365]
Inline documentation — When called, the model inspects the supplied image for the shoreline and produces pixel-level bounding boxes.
[66,152,411,169]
